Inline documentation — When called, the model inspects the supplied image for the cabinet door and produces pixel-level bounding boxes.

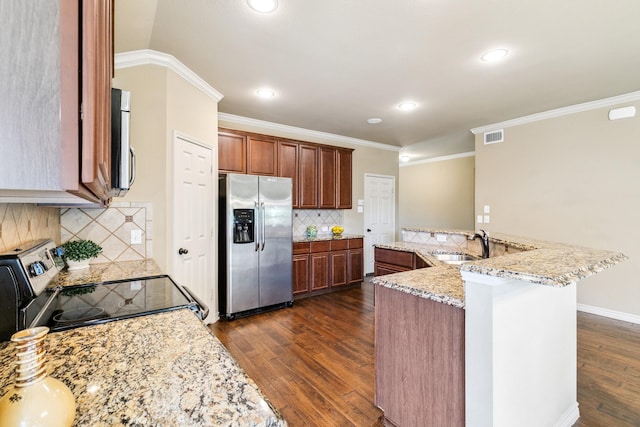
[81,0,114,201]
[348,248,364,284]
[299,144,318,208]
[337,149,353,209]
[218,130,247,173]
[319,147,337,208]
[330,250,348,287]
[248,136,277,176]
[292,254,309,295]
[310,252,329,291]
[278,141,299,207]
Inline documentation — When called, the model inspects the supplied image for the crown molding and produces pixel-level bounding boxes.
[400,151,475,167]
[218,113,400,152]
[471,90,640,134]
[115,49,224,102]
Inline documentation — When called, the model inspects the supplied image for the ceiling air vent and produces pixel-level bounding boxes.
[484,129,504,145]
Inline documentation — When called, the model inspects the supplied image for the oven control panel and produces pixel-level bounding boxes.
[17,240,64,296]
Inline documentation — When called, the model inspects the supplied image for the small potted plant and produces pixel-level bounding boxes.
[61,239,103,271]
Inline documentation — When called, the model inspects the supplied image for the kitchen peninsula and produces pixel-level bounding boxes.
[372,228,627,427]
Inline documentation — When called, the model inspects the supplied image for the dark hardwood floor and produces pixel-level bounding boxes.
[210,280,640,426]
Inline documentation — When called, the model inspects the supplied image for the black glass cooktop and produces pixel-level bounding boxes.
[27,275,199,331]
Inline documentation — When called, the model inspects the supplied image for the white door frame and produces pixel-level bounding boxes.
[363,173,396,274]
[171,130,216,320]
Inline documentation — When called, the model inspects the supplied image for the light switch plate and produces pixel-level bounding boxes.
[131,229,142,244]
[357,199,365,206]
[483,215,490,223]
[357,206,363,213]
[483,205,490,214]
[477,215,484,223]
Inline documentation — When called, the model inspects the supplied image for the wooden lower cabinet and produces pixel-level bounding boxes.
[293,237,364,298]
[292,254,309,295]
[374,247,429,276]
[375,285,465,426]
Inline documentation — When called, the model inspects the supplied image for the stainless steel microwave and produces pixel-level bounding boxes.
[110,88,135,197]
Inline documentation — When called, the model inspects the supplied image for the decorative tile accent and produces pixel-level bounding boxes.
[292,209,344,237]
[60,203,152,263]
[0,203,60,252]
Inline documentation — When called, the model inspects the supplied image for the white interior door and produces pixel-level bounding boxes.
[364,174,396,274]
[173,132,214,321]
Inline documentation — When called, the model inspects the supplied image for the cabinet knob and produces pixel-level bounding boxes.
[178,248,189,255]
[366,228,372,232]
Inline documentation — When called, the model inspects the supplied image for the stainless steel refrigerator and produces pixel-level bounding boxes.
[218,174,293,320]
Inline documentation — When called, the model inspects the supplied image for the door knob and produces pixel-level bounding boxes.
[366,228,372,232]
[178,248,189,255]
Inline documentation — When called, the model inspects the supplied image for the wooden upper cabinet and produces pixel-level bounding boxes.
[319,147,337,208]
[298,144,318,208]
[218,130,247,173]
[278,141,299,207]
[80,0,114,201]
[337,149,353,209]
[247,135,277,176]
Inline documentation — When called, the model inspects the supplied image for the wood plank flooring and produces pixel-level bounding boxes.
[210,281,640,426]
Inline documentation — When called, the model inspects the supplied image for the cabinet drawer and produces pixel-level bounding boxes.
[293,242,310,255]
[348,238,363,249]
[310,240,331,253]
[330,239,349,251]
[375,247,414,269]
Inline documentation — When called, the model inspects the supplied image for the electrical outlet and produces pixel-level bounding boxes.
[436,234,447,242]
[483,205,490,214]
[483,215,490,224]
[131,229,142,244]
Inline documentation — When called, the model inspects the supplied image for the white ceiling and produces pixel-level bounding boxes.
[115,0,640,161]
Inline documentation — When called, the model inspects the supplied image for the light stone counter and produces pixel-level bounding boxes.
[0,309,286,427]
[52,259,163,288]
[372,228,627,308]
[293,233,364,243]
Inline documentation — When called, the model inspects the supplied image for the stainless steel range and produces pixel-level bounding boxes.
[0,239,207,341]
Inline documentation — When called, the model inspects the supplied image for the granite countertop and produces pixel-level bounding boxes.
[293,233,364,243]
[0,309,286,427]
[372,228,627,308]
[52,259,163,288]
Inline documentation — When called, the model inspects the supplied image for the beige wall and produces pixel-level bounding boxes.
[217,119,400,239]
[399,155,475,230]
[113,64,219,272]
[475,100,640,316]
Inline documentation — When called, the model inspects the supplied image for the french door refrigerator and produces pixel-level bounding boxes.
[218,174,293,320]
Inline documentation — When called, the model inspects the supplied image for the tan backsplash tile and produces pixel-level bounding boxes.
[60,202,152,263]
[0,203,60,252]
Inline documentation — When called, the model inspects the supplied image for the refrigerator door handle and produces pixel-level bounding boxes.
[254,201,260,252]
[261,201,266,251]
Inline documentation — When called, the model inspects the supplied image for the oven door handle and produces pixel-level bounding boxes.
[182,286,209,321]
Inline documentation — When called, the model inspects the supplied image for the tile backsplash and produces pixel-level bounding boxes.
[293,209,344,237]
[60,202,152,263]
[0,204,60,252]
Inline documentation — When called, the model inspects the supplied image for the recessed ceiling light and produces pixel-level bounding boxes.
[398,102,417,111]
[481,48,509,62]
[247,0,278,13]
[367,118,382,124]
[256,88,276,98]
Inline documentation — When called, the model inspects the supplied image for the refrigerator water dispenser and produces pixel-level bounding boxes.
[233,209,254,243]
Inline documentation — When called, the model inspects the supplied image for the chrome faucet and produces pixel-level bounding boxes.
[472,229,490,259]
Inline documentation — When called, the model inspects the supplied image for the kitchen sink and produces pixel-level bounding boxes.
[431,253,476,265]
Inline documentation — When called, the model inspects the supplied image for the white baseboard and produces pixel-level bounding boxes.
[577,304,640,325]
[553,402,580,427]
